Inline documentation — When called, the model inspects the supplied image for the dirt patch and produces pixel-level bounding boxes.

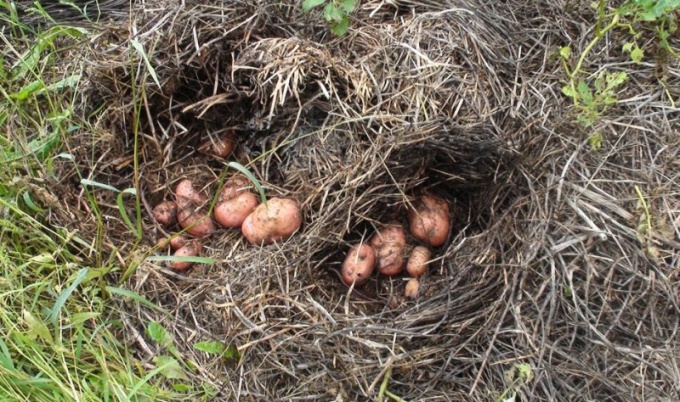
[46,0,680,400]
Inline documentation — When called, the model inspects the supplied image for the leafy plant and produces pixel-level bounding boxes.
[497,363,533,402]
[302,0,358,36]
[560,0,680,148]
[193,340,240,361]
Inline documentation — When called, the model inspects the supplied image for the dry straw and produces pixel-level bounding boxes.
[45,0,680,400]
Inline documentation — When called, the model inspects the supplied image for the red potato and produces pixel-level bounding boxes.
[169,235,189,250]
[171,241,202,271]
[198,130,236,158]
[156,235,189,251]
[214,192,259,228]
[177,208,216,238]
[405,277,420,299]
[406,246,431,278]
[407,194,450,247]
[341,244,376,286]
[175,179,207,208]
[219,175,253,202]
[241,197,302,246]
[370,223,407,276]
[199,130,236,158]
[153,201,178,227]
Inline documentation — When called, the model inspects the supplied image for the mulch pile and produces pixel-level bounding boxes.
[37,0,680,400]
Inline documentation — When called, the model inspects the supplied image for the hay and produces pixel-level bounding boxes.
[49,0,680,400]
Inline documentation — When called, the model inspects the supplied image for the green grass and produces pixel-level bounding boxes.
[0,9,212,402]
[0,203,187,401]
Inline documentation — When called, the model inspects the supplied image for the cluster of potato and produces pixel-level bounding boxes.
[151,132,302,271]
[341,194,450,300]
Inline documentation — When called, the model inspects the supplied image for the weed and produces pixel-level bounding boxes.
[559,0,680,148]
[302,0,358,36]
[497,363,533,402]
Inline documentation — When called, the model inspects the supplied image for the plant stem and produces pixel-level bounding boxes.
[595,0,607,35]
[377,366,391,402]
[570,13,620,79]
[384,390,407,402]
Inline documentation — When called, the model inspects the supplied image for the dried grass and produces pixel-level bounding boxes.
[48,0,680,400]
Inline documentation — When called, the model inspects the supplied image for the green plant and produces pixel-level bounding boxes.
[302,0,358,36]
[0,13,214,402]
[560,0,680,148]
[497,363,533,402]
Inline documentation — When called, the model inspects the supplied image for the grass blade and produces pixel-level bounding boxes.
[48,268,89,326]
[105,286,166,313]
[117,188,141,240]
[80,179,120,193]
[130,39,161,88]
[145,255,216,265]
[227,161,267,205]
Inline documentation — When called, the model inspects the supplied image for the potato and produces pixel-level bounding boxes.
[214,192,259,228]
[406,246,431,278]
[153,201,178,227]
[175,179,206,208]
[199,130,235,158]
[407,194,450,247]
[370,223,407,276]
[241,197,302,245]
[341,244,376,286]
[171,241,202,271]
[156,234,189,251]
[169,235,188,250]
[405,277,420,299]
[177,207,216,238]
[218,175,253,202]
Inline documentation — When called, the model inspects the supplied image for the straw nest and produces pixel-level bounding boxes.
[44,0,680,400]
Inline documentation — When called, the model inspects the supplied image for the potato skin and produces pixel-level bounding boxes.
[406,246,431,278]
[405,277,420,299]
[175,179,207,207]
[219,175,253,202]
[169,235,188,250]
[241,197,302,245]
[214,192,259,228]
[407,194,450,247]
[370,223,407,276]
[199,130,235,158]
[171,241,202,271]
[153,201,178,227]
[177,208,216,238]
[341,244,376,286]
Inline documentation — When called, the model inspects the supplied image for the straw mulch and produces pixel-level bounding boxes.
[42,0,680,400]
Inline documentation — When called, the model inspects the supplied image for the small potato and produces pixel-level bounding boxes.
[199,130,236,158]
[157,235,189,250]
[405,277,420,299]
[341,244,376,286]
[406,246,431,278]
[370,223,407,276]
[177,208,216,238]
[241,197,302,246]
[407,194,450,247]
[171,241,202,271]
[214,192,259,228]
[153,201,178,227]
[175,179,207,208]
[169,235,188,250]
